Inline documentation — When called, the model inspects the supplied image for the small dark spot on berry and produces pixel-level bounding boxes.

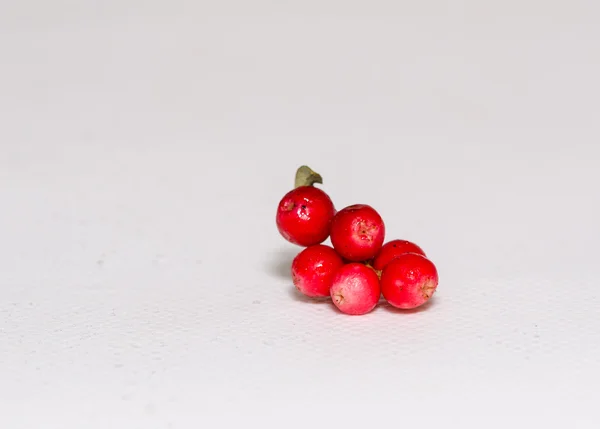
[301,204,307,210]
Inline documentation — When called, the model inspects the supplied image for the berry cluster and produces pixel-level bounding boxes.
[276,166,439,315]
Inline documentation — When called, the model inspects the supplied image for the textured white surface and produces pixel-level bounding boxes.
[1,1,600,428]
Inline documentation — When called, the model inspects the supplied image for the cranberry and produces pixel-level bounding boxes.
[330,204,385,261]
[372,239,426,271]
[276,186,336,247]
[380,253,438,309]
[291,244,344,298]
[330,263,380,315]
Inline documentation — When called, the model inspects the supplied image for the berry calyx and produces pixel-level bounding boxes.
[291,244,344,298]
[372,239,426,271]
[330,263,381,315]
[330,204,385,261]
[380,253,438,309]
[276,166,336,247]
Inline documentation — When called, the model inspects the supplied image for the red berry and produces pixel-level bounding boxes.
[380,253,438,309]
[330,204,385,261]
[291,244,345,298]
[276,186,336,247]
[330,263,381,315]
[372,239,426,271]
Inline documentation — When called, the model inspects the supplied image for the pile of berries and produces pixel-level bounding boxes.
[276,166,439,315]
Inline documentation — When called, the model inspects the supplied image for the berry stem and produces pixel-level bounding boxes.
[294,165,323,188]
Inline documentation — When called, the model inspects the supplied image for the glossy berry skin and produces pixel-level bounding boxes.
[276,186,336,247]
[380,253,438,309]
[372,240,426,271]
[330,263,381,315]
[291,244,345,298]
[330,204,385,262]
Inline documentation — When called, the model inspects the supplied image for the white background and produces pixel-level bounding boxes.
[1,1,599,428]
